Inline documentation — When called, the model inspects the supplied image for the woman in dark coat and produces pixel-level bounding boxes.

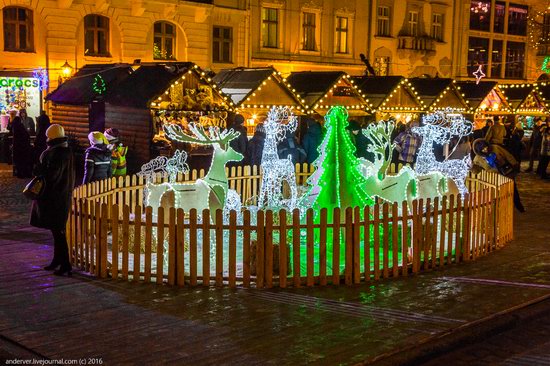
[33,111,51,166]
[30,124,75,275]
[11,116,33,178]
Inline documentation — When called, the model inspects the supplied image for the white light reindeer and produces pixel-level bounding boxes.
[412,110,473,196]
[360,121,417,204]
[257,107,298,210]
[146,123,243,219]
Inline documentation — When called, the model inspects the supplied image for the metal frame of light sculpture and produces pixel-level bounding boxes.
[257,106,299,210]
[412,108,473,196]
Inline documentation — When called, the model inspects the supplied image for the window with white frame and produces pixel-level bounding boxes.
[431,13,443,41]
[262,7,279,48]
[408,11,419,36]
[335,16,348,53]
[302,12,316,51]
[377,6,391,36]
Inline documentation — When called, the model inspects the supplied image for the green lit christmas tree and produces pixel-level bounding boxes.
[300,106,373,222]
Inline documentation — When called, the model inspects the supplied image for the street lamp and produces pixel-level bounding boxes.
[58,60,73,84]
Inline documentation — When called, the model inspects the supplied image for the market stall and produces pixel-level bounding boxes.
[46,64,134,142]
[499,83,547,130]
[352,76,424,123]
[455,81,512,130]
[104,62,231,170]
[212,67,305,134]
[285,71,370,117]
[409,78,470,113]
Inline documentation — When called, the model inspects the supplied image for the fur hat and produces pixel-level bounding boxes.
[46,124,65,141]
[104,128,120,143]
[472,138,489,157]
[88,131,108,146]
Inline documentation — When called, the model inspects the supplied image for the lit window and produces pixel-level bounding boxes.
[153,22,176,60]
[508,4,528,36]
[3,7,34,52]
[469,1,491,31]
[431,13,443,41]
[262,8,279,48]
[213,26,232,63]
[377,6,391,36]
[302,12,316,51]
[84,15,110,57]
[374,57,390,76]
[335,16,348,53]
[467,37,489,76]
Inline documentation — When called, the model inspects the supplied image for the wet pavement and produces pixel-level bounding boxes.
[1,164,550,365]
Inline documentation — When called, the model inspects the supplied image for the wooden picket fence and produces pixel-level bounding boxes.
[66,164,514,288]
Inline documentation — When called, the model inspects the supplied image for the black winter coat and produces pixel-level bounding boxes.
[83,144,112,184]
[302,122,323,164]
[30,137,75,230]
[248,130,265,167]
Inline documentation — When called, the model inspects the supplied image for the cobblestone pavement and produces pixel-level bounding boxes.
[1,164,550,365]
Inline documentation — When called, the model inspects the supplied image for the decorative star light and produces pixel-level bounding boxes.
[473,65,486,85]
[32,68,49,91]
[258,106,298,210]
[412,108,473,196]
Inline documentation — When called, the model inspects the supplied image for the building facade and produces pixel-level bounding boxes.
[0,0,547,99]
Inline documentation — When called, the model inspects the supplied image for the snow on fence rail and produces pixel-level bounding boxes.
[67,164,514,288]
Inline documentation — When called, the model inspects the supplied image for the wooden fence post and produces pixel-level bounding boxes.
[279,209,288,288]
[265,210,274,288]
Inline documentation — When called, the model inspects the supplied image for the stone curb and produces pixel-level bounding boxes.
[359,293,550,366]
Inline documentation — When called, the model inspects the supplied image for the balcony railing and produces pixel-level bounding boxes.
[397,35,436,54]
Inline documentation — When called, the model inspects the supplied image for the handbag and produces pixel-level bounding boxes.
[23,176,45,200]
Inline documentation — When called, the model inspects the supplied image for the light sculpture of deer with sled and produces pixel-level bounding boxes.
[146,123,243,220]
[359,120,417,205]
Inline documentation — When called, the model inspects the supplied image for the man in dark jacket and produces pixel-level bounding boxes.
[30,124,75,275]
[83,131,112,184]
[228,114,249,165]
[33,111,51,166]
[525,118,544,172]
[247,123,265,166]
[11,115,33,178]
[302,117,323,164]
[277,128,306,165]
[348,120,374,161]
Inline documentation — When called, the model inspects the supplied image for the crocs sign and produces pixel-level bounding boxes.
[0,76,41,121]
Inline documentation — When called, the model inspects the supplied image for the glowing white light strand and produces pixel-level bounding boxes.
[412,109,473,196]
[257,107,298,210]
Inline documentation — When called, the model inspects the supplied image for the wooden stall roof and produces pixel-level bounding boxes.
[212,67,306,113]
[46,64,133,105]
[409,78,470,112]
[286,71,369,115]
[499,83,547,114]
[352,76,424,113]
[105,62,228,110]
[455,81,512,114]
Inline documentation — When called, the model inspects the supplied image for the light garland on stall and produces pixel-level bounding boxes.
[92,74,106,95]
[412,109,474,196]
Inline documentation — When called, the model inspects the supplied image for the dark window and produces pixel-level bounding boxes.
[261,7,278,48]
[491,40,503,78]
[302,12,316,51]
[468,37,489,76]
[377,6,391,36]
[84,15,110,56]
[508,4,528,36]
[335,16,348,53]
[493,1,505,33]
[469,1,491,31]
[213,26,232,63]
[3,7,33,52]
[431,13,443,41]
[153,21,176,60]
[505,41,525,78]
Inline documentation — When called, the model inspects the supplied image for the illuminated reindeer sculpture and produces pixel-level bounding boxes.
[146,123,243,220]
[257,107,298,210]
[360,121,417,204]
[412,110,473,197]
